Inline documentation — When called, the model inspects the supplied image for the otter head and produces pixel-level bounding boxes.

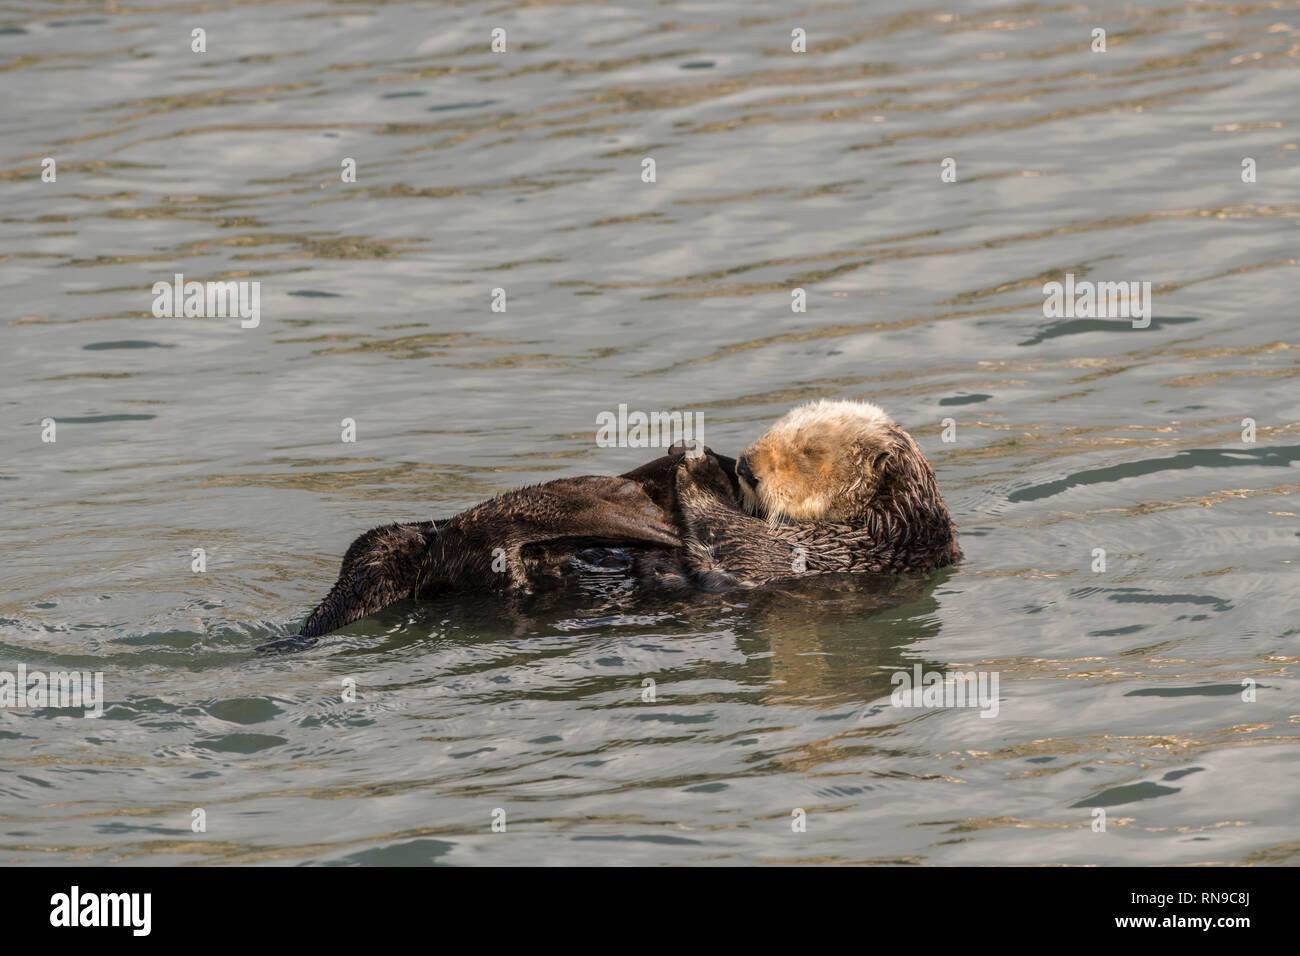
[735,399,937,525]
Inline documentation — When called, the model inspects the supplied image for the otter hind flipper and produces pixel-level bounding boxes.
[458,475,682,551]
[561,476,683,549]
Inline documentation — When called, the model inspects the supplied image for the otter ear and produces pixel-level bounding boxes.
[869,448,891,472]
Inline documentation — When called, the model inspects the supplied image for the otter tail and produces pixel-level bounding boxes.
[255,521,438,653]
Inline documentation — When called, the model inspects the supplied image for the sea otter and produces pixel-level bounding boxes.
[258,399,958,651]
[670,399,961,588]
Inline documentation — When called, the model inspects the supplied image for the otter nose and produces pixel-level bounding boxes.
[737,455,759,488]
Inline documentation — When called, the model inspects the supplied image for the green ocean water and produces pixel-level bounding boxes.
[1,0,1297,865]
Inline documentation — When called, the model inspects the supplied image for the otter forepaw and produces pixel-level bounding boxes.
[668,438,711,461]
[674,448,737,505]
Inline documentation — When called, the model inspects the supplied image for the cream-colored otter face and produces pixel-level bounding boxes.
[736,399,897,523]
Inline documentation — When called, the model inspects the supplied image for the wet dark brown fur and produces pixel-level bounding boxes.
[258,448,738,650]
